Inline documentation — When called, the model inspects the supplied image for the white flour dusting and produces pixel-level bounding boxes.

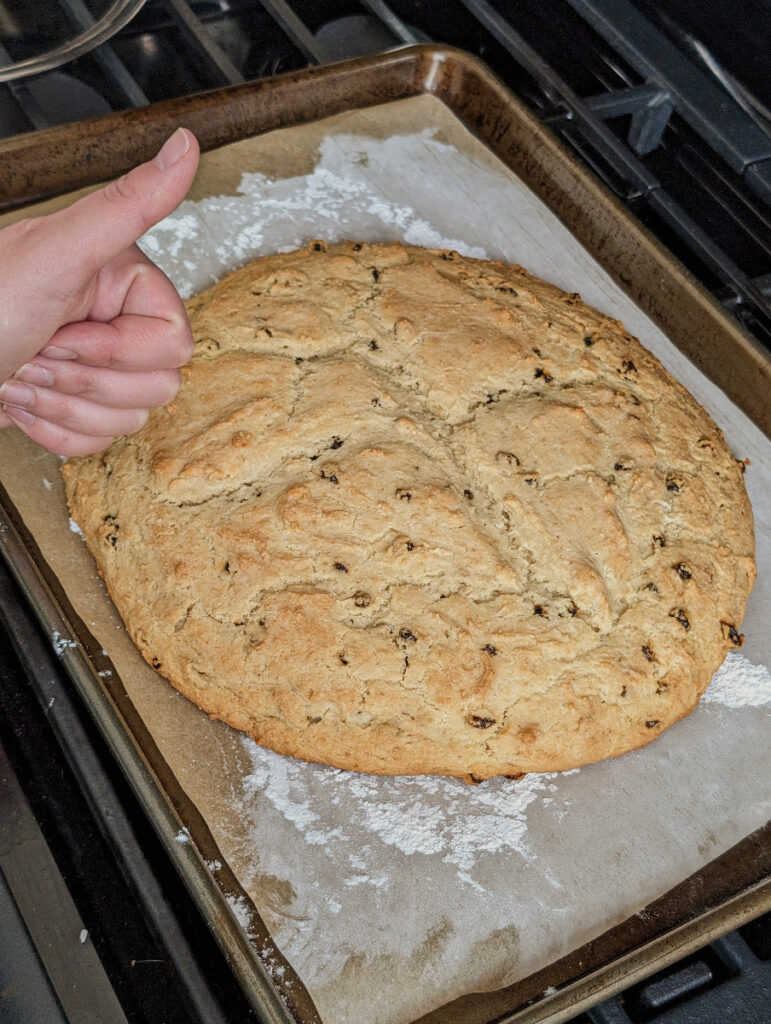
[233,649,769,898]
[225,892,293,991]
[51,629,78,656]
[701,651,771,709]
[226,892,253,932]
[238,738,571,883]
[138,131,487,299]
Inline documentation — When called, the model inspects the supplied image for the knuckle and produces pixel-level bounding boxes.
[63,364,92,396]
[52,392,77,422]
[26,413,114,456]
[72,368,106,400]
[87,327,120,369]
[103,172,140,205]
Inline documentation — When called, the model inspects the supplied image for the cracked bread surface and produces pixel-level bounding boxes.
[62,241,756,780]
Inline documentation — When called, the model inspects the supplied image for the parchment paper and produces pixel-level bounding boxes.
[1,97,769,1024]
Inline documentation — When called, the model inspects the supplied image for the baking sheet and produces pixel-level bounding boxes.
[0,96,769,1024]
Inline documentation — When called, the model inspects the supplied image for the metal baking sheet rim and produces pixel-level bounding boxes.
[1,44,768,436]
[0,45,768,1024]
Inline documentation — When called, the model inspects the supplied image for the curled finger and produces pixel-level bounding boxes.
[0,380,150,439]
[3,407,115,457]
[15,358,182,410]
[42,306,194,372]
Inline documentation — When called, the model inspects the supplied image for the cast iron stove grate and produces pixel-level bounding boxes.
[1,0,770,348]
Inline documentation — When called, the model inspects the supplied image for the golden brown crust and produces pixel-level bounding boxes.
[62,241,756,779]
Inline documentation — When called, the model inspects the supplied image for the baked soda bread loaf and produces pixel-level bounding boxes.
[62,241,756,780]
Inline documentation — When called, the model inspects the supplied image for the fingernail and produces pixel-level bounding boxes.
[14,363,55,388]
[43,345,77,360]
[153,127,191,171]
[0,380,36,408]
[2,405,36,426]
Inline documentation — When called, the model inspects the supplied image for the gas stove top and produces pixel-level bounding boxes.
[0,3,769,1023]
[1,0,770,349]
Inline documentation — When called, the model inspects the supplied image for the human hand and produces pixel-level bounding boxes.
[0,127,200,456]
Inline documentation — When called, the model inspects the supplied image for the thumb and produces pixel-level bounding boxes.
[46,128,200,274]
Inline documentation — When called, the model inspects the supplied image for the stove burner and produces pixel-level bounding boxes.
[314,13,427,63]
[0,69,110,135]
